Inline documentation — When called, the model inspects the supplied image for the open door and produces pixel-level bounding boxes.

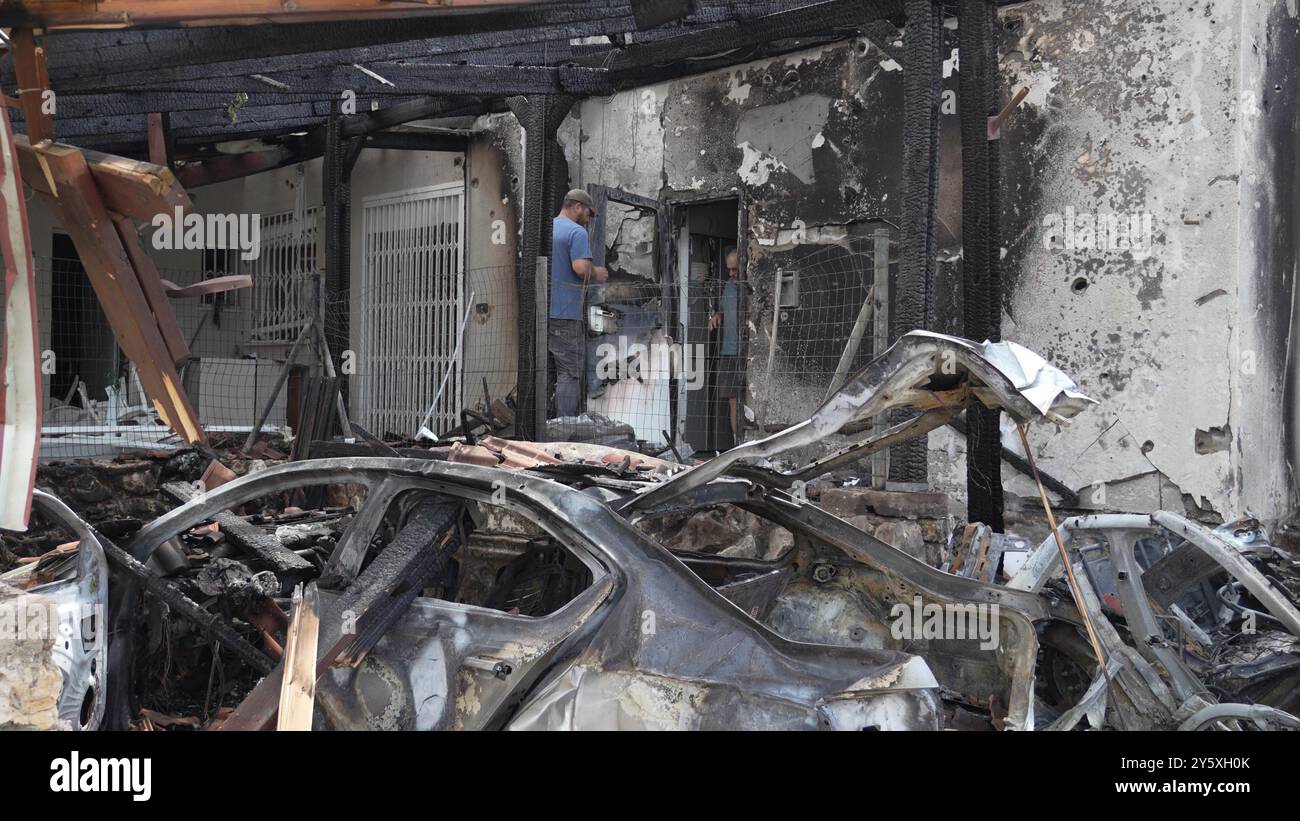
[625,331,1098,512]
[579,185,673,449]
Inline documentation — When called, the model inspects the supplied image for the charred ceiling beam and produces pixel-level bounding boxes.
[171,126,469,187]
[595,0,904,78]
[607,34,848,88]
[0,0,548,29]
[27,93,483,144]
[38,0,634,74]
[174,142,314,188]
[18,1,810,90]
[959,0,1004,530]
[32,66,611,118]
[91,64,613,99]
[34,102,350,142]
[363,131,469,152]
[338,95,486,139]
[889,0,944,491]
[77,96,503,154]
[508,93,577,441]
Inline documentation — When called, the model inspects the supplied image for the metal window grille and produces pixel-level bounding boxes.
[358,183,466,437]
[248,206,322,343]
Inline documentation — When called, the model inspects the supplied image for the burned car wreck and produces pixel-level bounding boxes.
[9,331,1298,732]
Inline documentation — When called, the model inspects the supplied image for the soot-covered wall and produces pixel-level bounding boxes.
[558,0,1299,523]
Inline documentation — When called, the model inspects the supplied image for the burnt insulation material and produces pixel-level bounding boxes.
[960,0,1005,531]
[890,0,943,487]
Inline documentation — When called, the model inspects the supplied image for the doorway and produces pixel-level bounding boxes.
[677,197,742,454]
[48,233,117,408]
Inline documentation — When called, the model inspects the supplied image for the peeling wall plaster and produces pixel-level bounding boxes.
[949,0,1299,522]
[556,0,1298,522]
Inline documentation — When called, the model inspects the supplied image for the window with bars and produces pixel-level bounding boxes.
[247,206,322,343]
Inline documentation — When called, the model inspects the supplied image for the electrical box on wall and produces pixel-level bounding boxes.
[778,269,800,308]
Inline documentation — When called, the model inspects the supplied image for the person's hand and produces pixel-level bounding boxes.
[593,266,609,284]
[708,312,722,331]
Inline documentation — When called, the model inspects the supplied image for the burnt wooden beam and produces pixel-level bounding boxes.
[508,93,576,440]
[959,0,1005,529]
[888,0,943,490]
[363,131,469,152]
[322,106,362,368]
[162,482,316,576]
[37,0,631,76]
[608,34,846,88]
[219,500,469,732]
[174,143,315,188]
[947,417,1079,507]
[596,0,903,74]
[170,126,468,188]
[100,538,275,676]
[0,0,547,29]
[32,66,611,116]
[339,95,482,139]
[29,1,801,83]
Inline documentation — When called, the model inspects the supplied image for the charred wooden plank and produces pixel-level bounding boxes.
[218,499,468,731]
[334,499,466,666]
[276,582,321,731]
[162,481,315,576]
[100,538,275,675]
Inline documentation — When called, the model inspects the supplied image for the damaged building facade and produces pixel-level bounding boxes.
[551,0,1300,525]
[1,0,1299,739]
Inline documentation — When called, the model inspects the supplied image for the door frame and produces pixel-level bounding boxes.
[662,191,748,453]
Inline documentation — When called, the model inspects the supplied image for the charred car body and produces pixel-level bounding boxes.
[8,332,1300,731]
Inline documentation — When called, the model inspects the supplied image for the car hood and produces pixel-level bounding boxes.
[628,331,1096,510]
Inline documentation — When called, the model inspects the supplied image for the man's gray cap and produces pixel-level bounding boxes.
[564,189,595,210]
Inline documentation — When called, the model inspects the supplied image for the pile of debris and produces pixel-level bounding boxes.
[4,332,1299,731]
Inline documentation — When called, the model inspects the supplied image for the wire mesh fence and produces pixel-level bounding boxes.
[37,253,294,461]
[36,220,898,477]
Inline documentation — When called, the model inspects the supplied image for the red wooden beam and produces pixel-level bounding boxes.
[34,145,205,444]
[9,29,53,144]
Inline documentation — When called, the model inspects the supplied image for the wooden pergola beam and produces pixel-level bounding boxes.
[14,134,191,221]
[32,144,204,445]
[9,29,53,144]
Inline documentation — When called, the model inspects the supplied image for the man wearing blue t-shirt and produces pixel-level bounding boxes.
[709,249,743,442]
[549,189,607,418]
